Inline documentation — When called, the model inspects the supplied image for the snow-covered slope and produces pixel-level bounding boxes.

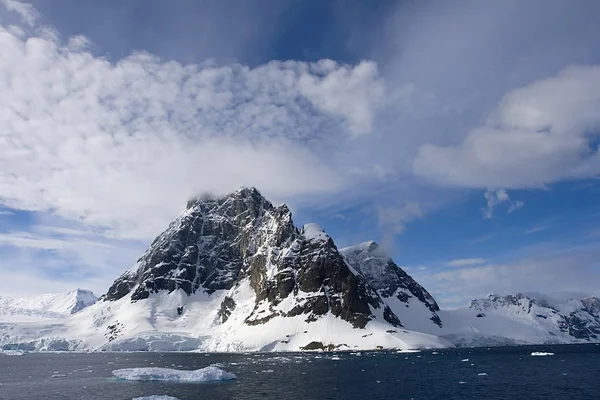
[416,293,600,347]
[0,289,97,321]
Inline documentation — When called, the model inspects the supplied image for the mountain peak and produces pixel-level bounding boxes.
[186,186,265,209]
[341,240,384,257]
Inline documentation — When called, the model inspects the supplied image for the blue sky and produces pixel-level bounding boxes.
[1,0,600,307]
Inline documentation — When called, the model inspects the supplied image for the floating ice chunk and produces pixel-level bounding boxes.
[2,350,26,356]
[133,397,181,400]
[461,359,469,362]
[531,352,554,356]
[112,366,237,382]
[331,356,341,360]
[458,381,466,384]
[431,352,439,355]
[477,373,487,376]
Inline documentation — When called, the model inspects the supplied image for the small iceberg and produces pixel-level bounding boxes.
[1,350,27,356]
[461,358,469,362]
[531,352,554,356]
[133,395,179,400]
[477,373,487,376]
[133,397,181,400]
[113,366,237,383]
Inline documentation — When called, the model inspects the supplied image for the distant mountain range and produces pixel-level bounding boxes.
[1,188,598,352]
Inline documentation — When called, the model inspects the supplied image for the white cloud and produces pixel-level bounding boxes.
[445,258,486,267]
[482,189,524,219]
[297,59,385,136]
[413,66,600,189]
[0,210,14,215]
[0,0,37,27]
[0,24,385,240]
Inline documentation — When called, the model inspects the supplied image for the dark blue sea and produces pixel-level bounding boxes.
[0,344,598,399]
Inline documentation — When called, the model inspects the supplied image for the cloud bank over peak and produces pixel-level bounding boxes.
[0,22,385,239]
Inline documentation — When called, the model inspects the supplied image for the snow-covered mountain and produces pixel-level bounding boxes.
[0,289,97,321]
[410,292,600,347]
[0,188,448,352]
[0,188,598,352]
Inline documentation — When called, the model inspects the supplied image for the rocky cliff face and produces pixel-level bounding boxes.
[104,188,403,329]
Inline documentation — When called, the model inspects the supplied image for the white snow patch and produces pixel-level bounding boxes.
[113,366,237,382]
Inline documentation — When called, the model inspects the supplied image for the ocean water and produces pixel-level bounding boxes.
[0,344,598,400]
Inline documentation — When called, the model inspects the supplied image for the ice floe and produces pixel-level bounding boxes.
[133,397,181,400]
[531,352,554,356]
[1,349,27,356]
[112,366,237,382]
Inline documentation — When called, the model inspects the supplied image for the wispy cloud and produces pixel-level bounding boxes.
[524,225,550,235]
[507,200,524,214]
[0,0,37,26]
[377,201,423,251]
[445,258,486,267]
[481,189,524,219]
[0,221,145,296]
[470,234,497,245]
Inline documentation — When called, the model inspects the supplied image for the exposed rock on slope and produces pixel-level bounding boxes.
[104,188,400,330]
